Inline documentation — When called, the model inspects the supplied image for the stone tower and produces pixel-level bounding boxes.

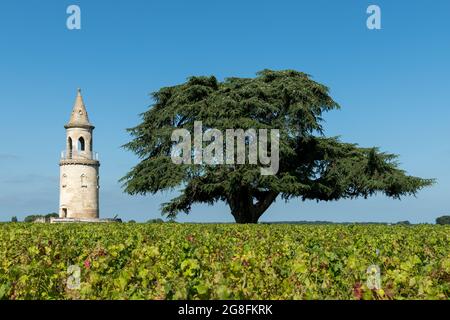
[59,89,100,219]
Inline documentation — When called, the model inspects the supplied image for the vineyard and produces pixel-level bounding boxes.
[0,223,448,300]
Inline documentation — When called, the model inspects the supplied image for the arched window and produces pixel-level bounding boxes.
[78,137,85,151]
[67,137,73,158]
[81,174,87,187]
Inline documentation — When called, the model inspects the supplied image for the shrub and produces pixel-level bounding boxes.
[24,213,58,223]
[436,215,450,225]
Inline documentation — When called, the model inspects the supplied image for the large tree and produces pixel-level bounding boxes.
[121,70,433,223]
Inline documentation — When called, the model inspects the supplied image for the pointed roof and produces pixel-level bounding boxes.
[65,88,94,129]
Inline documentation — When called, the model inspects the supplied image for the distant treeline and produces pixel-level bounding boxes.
[9,215,450,225]
[127,218,166,223]
[24,213,59,223]
[262,217,450,225]
[10,213,59,223]
[260,220,413,225]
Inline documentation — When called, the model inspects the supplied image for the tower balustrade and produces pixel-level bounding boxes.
[61,150,99,161]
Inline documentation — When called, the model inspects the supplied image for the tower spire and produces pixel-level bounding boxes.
[65,88,93,128]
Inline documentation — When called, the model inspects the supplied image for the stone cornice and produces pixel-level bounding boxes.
[60,159,100,166]
[64,123,95,130]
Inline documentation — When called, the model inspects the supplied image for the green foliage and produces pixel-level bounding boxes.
[395,221,411,225]
[10,217,18,223]
[24,213,58,223]
[121,70,433,223]
[436,216,450,225]
[0,223,448,300]
[147,218,164,223]
[24,215,42,223]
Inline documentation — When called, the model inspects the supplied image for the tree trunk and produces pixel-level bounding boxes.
[228,189,278,224]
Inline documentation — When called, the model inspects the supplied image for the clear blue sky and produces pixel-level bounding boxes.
[0,0,449,223]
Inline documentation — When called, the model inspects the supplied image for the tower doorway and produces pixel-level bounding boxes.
[62,208,67,218]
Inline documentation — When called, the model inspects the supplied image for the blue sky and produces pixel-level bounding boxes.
[0,0,449,223]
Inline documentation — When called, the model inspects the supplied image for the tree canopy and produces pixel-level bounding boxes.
[121,69,433,223]
[436,216,450,225]
[24,213,58,223]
